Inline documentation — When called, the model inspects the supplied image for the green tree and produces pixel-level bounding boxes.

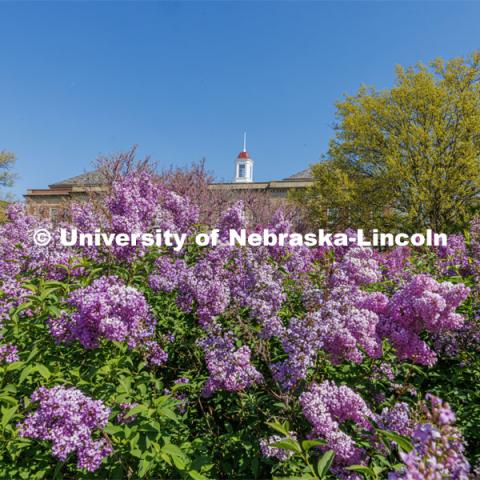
[0,150,16,221]
[0,150,16,189]
[296,52,480,233]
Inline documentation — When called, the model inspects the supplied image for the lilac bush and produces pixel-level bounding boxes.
[1,166,478,478]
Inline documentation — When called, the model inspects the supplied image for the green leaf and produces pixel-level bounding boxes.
[138,458,152,478]
[130,448,143,459]
[372,465,386,476]
[271,439,302,454]
[118,377,131,394]
[18,365,35,385]
[158,406,178,422]
[379,430,413,453]
[1,405,18,428]
[317,450,335,478]
[104,424,122,435]
[125,404,149,418]
[272,476,314,480]
[188,470,208,480]
[345,465,372,474]
[0,395,18,406]
[267,421,289,437]
[162,443,186,459]
[35,364,51,380]
[6,361,24,372]
[301,439,326,451]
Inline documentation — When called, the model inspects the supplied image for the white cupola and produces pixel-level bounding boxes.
[234,132,253,183]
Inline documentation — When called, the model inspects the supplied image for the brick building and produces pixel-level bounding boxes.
[25,145,314,218]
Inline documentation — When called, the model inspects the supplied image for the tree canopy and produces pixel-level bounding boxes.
[296,52,480,233]
[0,150,16,190]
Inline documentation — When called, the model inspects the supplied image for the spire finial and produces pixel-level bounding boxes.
[243,131,247,152]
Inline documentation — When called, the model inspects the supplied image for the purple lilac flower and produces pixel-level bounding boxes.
[315,285,385,364]
[72,171,198,261]
[216,200,246,241]
[228,248,286,338]
[271,315,324,389]
[0,343,19,363]
[318,247,386,363]
[0,205,78,323]
[435,234,471,276]
[272,248,388,388]
[470,216,480,259]
[149,256,187,292]
[174,379,190,409]
[198,326,263,397]
[378,402,413,436]
[431,317,480,358]
[378,247,413,284]
[142,340,168,366]
[0,278,30,329]
[371,362,396,382]
[300,381,373,466]
[264,210,314,276]
[174,377,190,385]
[331,247,383,287]
[177,249,231,326]
[164,378,191,414]
[378,274,470,366]
[390,395,470,480]
[49,276,154,349]
[18,386,112,472]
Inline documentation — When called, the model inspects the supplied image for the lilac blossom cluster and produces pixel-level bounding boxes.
[49,276,153,348]
[149,203,306,336]
[390,394,470,480]
[148,200,471,394]
[71,170,199,261]
[48,276,167,365]
[0,205,74,327]
[299,381,373,465]
[378,274,470,366]
[18,386,112,472]
[272,247,387,388]
[377,246,413,285]
[1,205,81,281]
[198,326,263,397]
[435,234,472,277]
[378,402,413,436]
[318,248,386,364]
[0,342,19,364]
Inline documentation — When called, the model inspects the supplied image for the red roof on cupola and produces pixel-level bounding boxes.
[237,151,250,159]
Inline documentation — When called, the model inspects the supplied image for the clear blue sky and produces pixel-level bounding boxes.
[1,1,479,198]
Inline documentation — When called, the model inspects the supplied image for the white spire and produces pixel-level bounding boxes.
[243,131,247,152]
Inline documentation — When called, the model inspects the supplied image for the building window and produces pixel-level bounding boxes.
[50,207,60,220]
[238,163,246,178]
